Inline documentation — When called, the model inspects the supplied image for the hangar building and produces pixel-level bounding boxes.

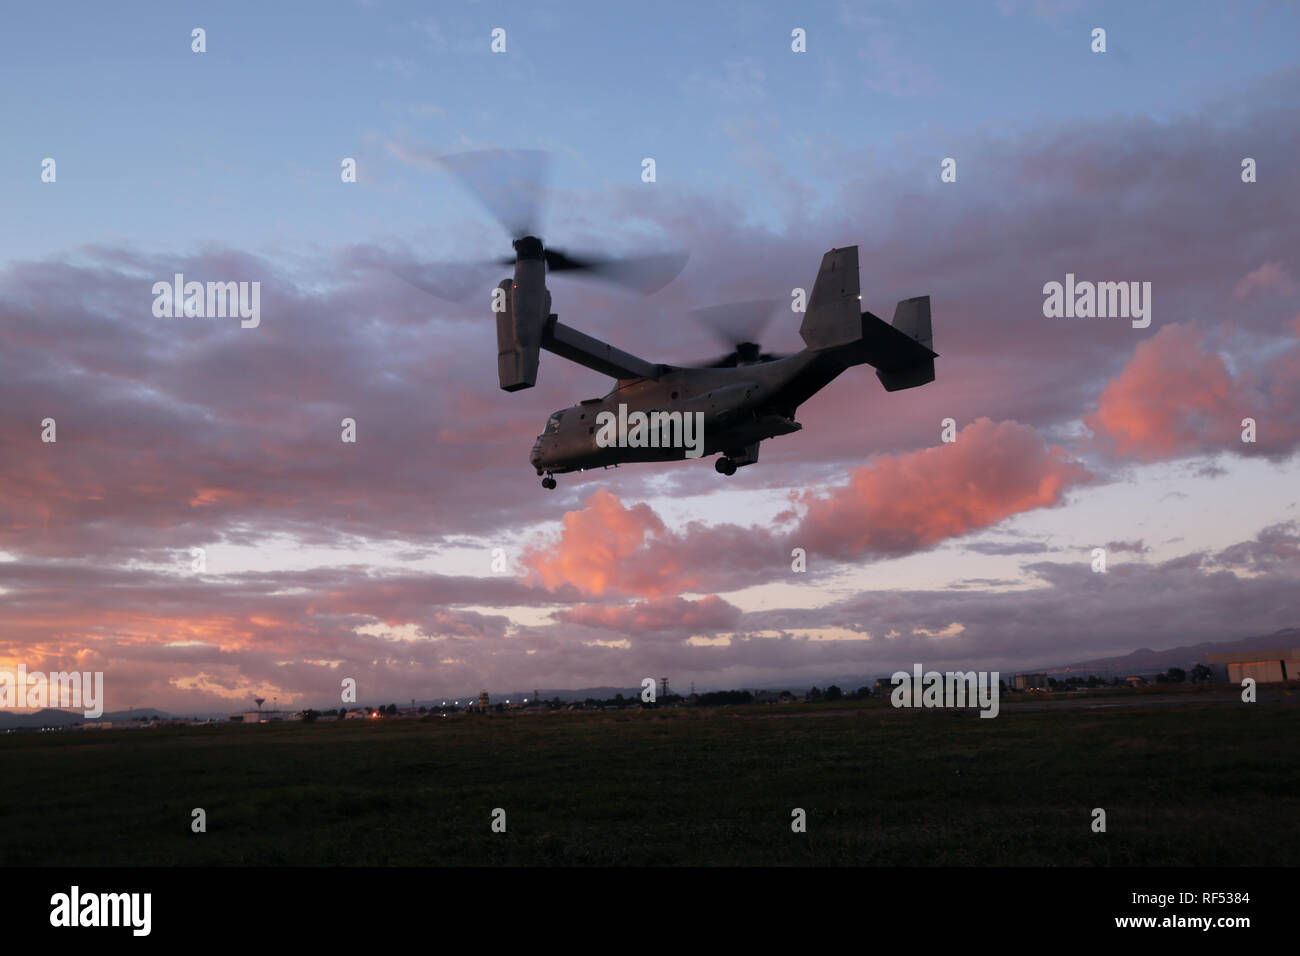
[1207,649,1300,684]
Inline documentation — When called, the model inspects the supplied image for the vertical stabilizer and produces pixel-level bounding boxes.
[890,296,932,351]
[799,246,862,351]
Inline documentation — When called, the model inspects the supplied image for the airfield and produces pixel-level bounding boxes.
[3,688,1296,866]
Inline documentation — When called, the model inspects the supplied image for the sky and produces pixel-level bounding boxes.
[2,0,1299,713]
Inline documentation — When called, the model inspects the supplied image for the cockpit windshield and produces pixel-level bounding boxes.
[544,411,564,434]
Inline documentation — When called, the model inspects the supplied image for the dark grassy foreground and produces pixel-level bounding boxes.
[3,698,1297,866]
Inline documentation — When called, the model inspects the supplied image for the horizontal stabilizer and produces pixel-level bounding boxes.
[858,311,934,364]
[860,296,936,392]
[876,359,934,391]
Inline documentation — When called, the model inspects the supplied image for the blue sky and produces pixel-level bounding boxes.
[6,0,1299,264]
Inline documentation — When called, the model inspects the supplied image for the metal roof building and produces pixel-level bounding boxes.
[1206,649,1300,684]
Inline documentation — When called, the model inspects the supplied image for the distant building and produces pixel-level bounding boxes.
[1207,649,1300,684]
[1124,676,1147,686]
[229,709,300,723]
[1014,673,1049,691]
[478,689,490,709]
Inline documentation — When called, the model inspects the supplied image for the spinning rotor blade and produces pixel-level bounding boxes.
[375,146,689,301]
[692,299,783,351]
[699,347,792,368]
[352,244,498,303]
[544,248,689,295]
[688,299,790,366]
[437,149,549,240]
[391,261,500,303]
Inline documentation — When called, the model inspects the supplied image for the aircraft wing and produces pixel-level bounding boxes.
[541,317,661,381]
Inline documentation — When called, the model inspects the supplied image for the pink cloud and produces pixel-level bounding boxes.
[1087,322,1300,460]
[1233,262,1296,300]
[524,419,1091,597]
[1087,324,1242,460]
[558,595,742,633]
[793,418,1091,560]
[522,488,681,597]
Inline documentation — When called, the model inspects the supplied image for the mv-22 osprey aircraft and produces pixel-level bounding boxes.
[397,151,937,489]
[502,239,937,488]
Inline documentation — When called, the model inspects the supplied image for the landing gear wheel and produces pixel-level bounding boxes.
[715,457,737,476]
[541,475,557,490]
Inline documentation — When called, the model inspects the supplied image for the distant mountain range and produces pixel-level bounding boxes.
[800,627,1300,690]
[0,707,179,730]
[1034,626,1300,679]
[4,629,1295,728]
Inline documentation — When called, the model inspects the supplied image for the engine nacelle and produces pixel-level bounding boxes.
[495,254,550,392]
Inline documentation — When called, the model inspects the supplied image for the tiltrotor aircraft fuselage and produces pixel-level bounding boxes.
[496,237,938,488]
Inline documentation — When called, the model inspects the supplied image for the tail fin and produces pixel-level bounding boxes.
[873,296,935,391]
[799,246,862,351]
[796,246,937,392]
[890,296,932,352]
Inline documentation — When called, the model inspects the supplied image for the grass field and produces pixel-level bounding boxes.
[3,695,1297,866]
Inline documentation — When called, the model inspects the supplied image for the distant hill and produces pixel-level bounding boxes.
[667,628,1300,694]
[0,708,177,730]
[1036,627,1300,679]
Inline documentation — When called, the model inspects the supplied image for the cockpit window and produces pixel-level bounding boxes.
[544,411,564,434]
